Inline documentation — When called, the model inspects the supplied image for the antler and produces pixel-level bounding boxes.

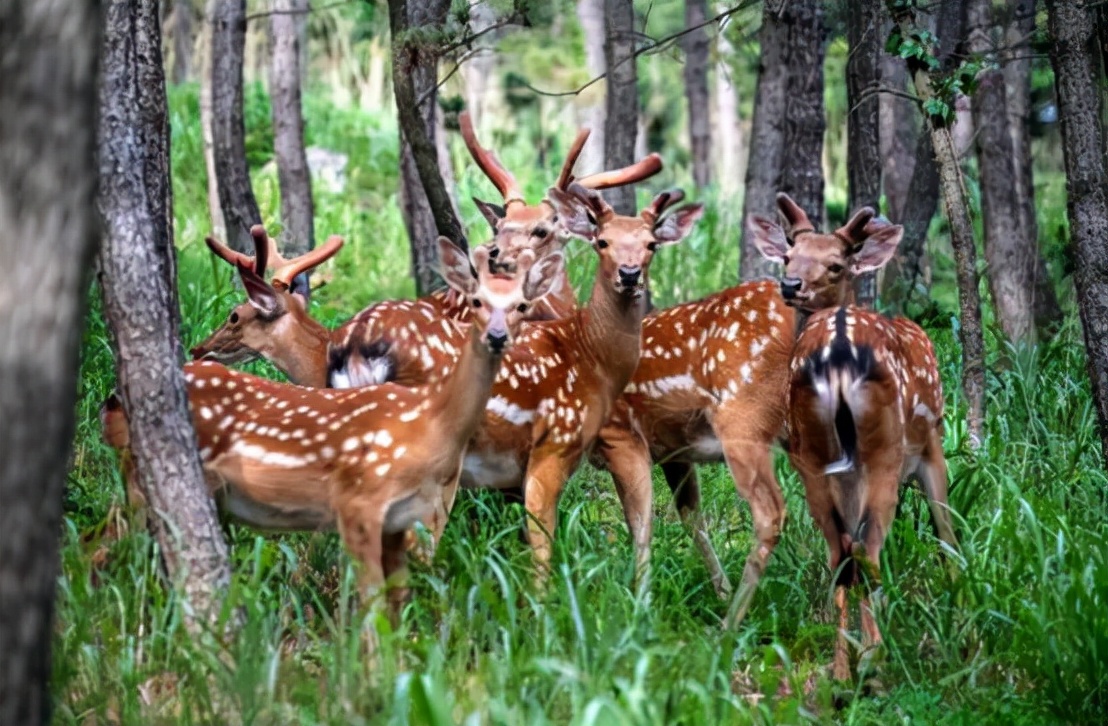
[775,192,817,246]
[554,128,592,191]
[205,228,267,276]
[575,152,663,190]
[640,189,686,225]
[567,181,615,224]
[834,206,877,253]
[269,234,345,291]
[458,111,525,206]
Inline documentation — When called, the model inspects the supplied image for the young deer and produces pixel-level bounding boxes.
[106,238,563,618]
[750,192,958,679]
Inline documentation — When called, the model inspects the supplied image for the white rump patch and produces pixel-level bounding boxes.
[486,395,535,425]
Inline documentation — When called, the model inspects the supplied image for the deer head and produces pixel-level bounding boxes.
[459,111,663,273]
[747,192,903,312]
[190,225,343,370]
[547,184,703,297]
[435,237,564,354]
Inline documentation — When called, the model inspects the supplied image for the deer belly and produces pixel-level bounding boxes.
[382,489,438,534]
[218,486,335,531]
[460,450,522,490]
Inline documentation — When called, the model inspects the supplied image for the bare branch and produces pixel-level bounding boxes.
[245,0,351,22]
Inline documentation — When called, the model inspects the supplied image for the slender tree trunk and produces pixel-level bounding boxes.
[576,0,607,175]
[1004,0,1063,338]
[887,0,986,446]
[200,0,225,241]
[682,0,711,189]
[98,0,233,632]
[388,0,467,295]
[715,25,743,197]
[1047,0,1108,464]
[212,0,262,254]
[880,51,918,222]
[0,2,100,721]
[740,0,826,280]
[604,0,640,216]
[460,1,500,135]
[847,0,883,306]
[269,0,315,295]
[170,0,194,84]
[969,0,1037,343]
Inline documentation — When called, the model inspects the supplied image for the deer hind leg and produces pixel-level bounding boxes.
[597,425,656,599]
[661,461,732,600]
[720,438,786,629]
[381,531,410,627]
[523,451,577,589]
[854,467,901,651]
[915,426,958,550]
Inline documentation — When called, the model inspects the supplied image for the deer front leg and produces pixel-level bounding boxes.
[596,423,656,599]
[335,496,387,603]
[381,530,410,627]
[523,450,576,589]
[661,461,732,600]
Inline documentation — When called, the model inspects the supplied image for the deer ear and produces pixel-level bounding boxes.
[546,187,597,240]
[850,223,904,273]
[236,261,284,317]
[523,251,566,301]
[437,237,479,295]
[653,203,704,244]
[747,214,789,263]
[473,197,505,232]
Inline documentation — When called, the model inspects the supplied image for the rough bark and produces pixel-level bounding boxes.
[388,0,467,295]
[200,0,225,241]
[1004,0,1063,338]
[969,0,1037,343]
[603,0,640,216]
[460,1,500,134]
[212,0,262,253]
[715,23,743,197]
[170,0,194,84]
[847,0,883,306]
[98,0,233,631]
[269,0,315,295]
[0,2,100,722]
[1047,0,1108,464]
[879,51,918,222]
[887,0,986,446]
[682,0,711,189]
[740,0,826,280]
[576,0,607,175]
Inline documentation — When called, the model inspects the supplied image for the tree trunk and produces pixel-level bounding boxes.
[170,0,194,84]
[1047,0,1108,464]
[847,0,883,306]
[715,23,743,197]
[200,0,225,241]
[969,0,1037,343]
[682,0,711,189]
[388,0,467,295]
[576,0,607,175]
[269,0,315,296]
[0,2,99,722]
[98,0,233,632]
[739,0,825,280]
[460,1,500,135]
[603,0,640,216]
[212,0,262,254]
[887,0,986,446]
[879,51,918,222]
[1004,0,1063,339]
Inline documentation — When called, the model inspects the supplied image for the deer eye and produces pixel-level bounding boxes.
[230,311,240,324]
[597,239,609,249]
[516,303,528,313]
[828,263,845,274]
[647,242,658,252]
[532,227,549,238]
[471,298,483,308]
[782,255,791,265]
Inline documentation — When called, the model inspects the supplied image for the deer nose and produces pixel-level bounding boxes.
[486,331,509,353]
[618,265,642,287]
[780,277,802,300]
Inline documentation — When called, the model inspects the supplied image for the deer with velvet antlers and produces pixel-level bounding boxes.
[749,192,958,679]
[105,238,563,618]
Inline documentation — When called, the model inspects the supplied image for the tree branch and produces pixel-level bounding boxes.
[245,0,351,22]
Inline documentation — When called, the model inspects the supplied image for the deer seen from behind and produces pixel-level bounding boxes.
[750,192,958,680]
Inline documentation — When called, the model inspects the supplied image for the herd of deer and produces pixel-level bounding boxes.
[102,113,958,681]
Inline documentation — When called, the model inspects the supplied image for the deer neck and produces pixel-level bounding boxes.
[579,272,647,394]
[268,310,331,387]
[432,326,500,442]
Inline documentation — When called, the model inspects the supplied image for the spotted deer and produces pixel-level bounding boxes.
[750,192,958,679]
[104,238,563,618]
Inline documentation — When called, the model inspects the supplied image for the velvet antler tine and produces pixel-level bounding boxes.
[249,225,270,276]
[458,111,524,204]
[204,235,256,270]
[555,128,592,191]
[271,236,345,291]
[575,152,663,190]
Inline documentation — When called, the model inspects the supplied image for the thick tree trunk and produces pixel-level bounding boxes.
[847,0,883,306]
[740,0,825,280]
[682,0,711,189]
[970,0,1037,343]
[1047,0,1108,464]
[269,0,315,295]
[1004,0,1063,338]
[212,0,262,254]
[388,0,467,295]
[200,0,225,241]
[879,52,918,222]
[170,0,194,84]
[888,0,986,446]
[0,3,100,722]
[576,0,607,175]
[604,0,640,216]
[98,0,233,632]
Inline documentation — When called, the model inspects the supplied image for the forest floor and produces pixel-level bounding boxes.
[53,87,1107,724]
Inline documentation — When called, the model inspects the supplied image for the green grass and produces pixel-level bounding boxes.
[54,86,1108,724]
